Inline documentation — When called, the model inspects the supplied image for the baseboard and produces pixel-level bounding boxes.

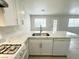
[29,55,53,57]
[53,55,67,57]
[29,55,67,57]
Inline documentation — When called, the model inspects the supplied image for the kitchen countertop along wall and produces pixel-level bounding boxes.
[1,31,79,44]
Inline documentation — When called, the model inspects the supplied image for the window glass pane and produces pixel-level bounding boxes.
[68,18,79,27]
[35,18,46,27]
[53,20,57,32]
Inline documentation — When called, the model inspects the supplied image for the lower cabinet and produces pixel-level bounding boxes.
[29,38,70,56]
[53,38,70,56]
[29,38,41,55]
[29,38,53,55]
[41,38,53,55]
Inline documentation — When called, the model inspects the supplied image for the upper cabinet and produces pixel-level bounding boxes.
[15,0,25,25]
[0,0,25,26]
[0,0,18,26]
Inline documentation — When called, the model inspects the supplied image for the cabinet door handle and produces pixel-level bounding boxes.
[22,20,24,25]
[40,43,42,48]
[16,19,18,24]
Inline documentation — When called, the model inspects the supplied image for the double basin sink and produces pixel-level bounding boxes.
[32,33,50,36]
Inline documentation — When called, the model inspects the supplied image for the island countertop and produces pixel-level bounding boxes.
[30,31,79,38]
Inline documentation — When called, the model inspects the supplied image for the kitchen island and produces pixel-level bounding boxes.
[29,31,79,56]
[0,31,79,59]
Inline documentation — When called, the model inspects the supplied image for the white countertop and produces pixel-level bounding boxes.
[52,31,79,38]
[0,33,28,44]
[0,31,79,44]
[30,31,79,38]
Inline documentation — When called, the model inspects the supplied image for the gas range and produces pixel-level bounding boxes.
[0,44,21,54]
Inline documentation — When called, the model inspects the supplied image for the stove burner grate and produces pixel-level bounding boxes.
[0,44,21,54]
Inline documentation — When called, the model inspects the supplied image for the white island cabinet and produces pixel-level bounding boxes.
[53,38,70,56]
[0,0,17,26]
[29,38,41,55]
[41,38,53,55]
[29,38,53,55]
[29,37,71,56]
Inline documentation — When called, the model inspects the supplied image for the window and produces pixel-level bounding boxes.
[53,20,57,32]
[34,18,46,27]
[68,18,79,27]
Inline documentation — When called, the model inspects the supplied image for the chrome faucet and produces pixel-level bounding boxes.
[40,25,42,36]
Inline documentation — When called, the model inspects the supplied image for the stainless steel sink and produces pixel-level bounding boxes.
[32,33,50,36]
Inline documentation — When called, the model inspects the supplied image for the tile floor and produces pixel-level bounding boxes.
[67,38,79,59]
[28,38,79,59]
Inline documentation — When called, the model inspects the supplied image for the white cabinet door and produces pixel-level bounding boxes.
[4,0,17,26]
[0,8,4,26]
[29,38,53,55]
[29,38,41,55]
[15,0,25,25]
[53,38,70,56]
[15,0,21,25]
[41,38,53,55]
[0,0,17,26]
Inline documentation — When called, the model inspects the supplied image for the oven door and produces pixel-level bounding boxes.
[14,48,26,59]
[15,44,27,59]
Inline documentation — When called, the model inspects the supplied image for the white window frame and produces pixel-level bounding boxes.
[68,18,79,27]
[34,18,46,27]
[53,19,57,32]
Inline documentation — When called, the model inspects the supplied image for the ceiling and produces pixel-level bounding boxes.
[24,0,79,15]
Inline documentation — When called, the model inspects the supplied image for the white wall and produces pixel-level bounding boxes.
[30,15,79,34]
[30,15,68,31]
[0,13,31,39]
[0,14,79,39]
